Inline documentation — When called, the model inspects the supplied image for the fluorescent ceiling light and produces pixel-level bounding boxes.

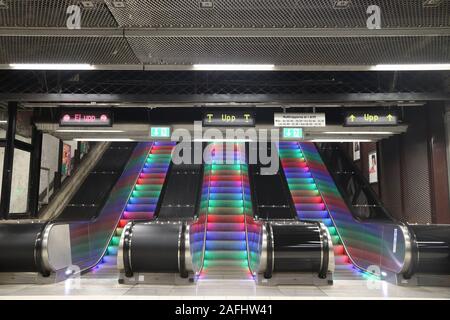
[323,131,394,135]
[371,64,450,71]
[56,129,124,133]
[193,64,275,71]
[74,138,134,142]
[0,120,8,123]
[193,138,254,142]
[311,139,372,142]
[9,64,95,70]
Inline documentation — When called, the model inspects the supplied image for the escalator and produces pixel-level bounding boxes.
[119,142,334,285]
[200,143,252,280]
[102,141,176,267]
[278,142,352,278]
[0,141,178,282]
[315,142,450,285]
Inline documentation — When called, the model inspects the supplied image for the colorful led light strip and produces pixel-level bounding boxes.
[279,141,354,272]
[199,143,253,279]
[102,141,176,264]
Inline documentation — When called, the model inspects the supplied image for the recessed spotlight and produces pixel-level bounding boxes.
[423,0,442,7]
[0,0,8,9]
[112,1,126,8]
[81,1,95,9]
[199,1,214,9]
[333,0,351,9]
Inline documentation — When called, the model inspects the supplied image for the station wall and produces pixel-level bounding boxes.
[345,104,450,224]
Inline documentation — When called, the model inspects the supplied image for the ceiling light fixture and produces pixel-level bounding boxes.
[193,138,254,142]
[193,64,275,71]
[74,138,135,142]
[323,131,394,135]
[9,64,95,70]
[56,129,125,133]
[371,64,450,71]
[311,139,372,143]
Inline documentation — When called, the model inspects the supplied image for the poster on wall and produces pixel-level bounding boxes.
[62,144,72,176]
[353,142,360,161]
[368,151,378,184]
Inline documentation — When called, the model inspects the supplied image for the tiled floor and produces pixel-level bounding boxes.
[0,272,449,299]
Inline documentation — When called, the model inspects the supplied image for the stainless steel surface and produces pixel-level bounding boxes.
[399,224,413,274]
[259,224,268,274]
[319,222,335,273]
[184,225,193,273]
[40,223,72,274]
[117,222,133,271]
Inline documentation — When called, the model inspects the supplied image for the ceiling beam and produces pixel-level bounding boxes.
[0,27,449,38]
[0,93,448,103]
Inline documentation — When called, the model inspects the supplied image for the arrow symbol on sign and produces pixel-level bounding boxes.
[387,114,394,121]
[349,115,356,122]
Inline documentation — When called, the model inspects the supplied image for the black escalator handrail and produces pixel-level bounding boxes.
[317,143,394,222]
[298,142,367,274]
[45,142,151,276]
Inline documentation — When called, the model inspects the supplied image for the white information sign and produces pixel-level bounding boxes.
[274,113,326,127]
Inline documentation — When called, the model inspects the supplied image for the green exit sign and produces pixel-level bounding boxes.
[150,127,171,138]
[282,128,303,139]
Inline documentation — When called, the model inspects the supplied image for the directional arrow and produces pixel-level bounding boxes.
[349,115,356,122]
[387,114,394,121]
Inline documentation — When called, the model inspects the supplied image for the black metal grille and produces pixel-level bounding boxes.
[0,70,447,96]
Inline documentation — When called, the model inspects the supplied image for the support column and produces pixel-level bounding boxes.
[28,125,43,217]
[54,140,63,191]
[427,102,450,224]
[0,102,17,219]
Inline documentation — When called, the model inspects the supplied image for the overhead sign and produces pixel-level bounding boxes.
[345,112,398,126]
[203,111,255,127]
[282,128,303,140]
[150,127,171,138]
[274,113,326,127]
[60,109,113,127]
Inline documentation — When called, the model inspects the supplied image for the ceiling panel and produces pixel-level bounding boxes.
[128,35,450,65]
[106,0,450,28]
[0,36,139,64]
[0,0,118,27]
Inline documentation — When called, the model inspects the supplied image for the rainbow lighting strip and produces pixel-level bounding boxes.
[198,143,253,280]
[102,141,176,265]
[279,141,353,273]
[298,142,408,276]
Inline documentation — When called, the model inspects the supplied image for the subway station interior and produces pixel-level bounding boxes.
[0,0,450,302]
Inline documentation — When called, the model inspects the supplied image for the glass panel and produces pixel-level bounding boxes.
[10,148,30,213]
[0,147,4,195]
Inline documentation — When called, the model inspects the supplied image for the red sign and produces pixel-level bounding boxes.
[59,110,113,127]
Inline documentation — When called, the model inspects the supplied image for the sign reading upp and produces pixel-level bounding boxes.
[66,5,81,30]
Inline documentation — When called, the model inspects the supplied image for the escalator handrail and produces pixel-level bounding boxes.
[305,142,413,275]
[41,142,153,275]
[297,141,367,274]
[198,154,213,276]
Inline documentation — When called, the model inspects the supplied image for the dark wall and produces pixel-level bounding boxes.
[343,104,450,224]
